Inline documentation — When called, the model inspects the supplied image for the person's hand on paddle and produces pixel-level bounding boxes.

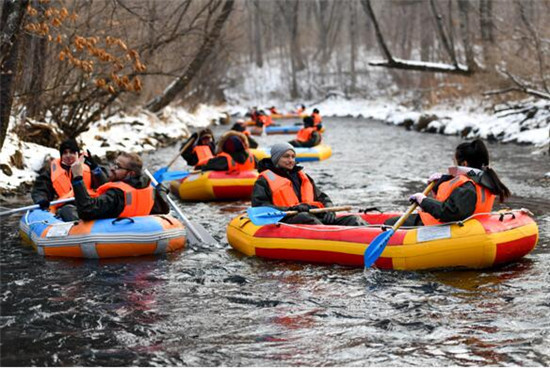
[181,133,198,152]
[290,203,318,213]
[36,198,50,210]
[321,211,336,224]
[409,193,426,205]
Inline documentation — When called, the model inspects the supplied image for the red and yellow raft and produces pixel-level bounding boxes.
[227,209,538,270]
[170,170,259,201]
[19,209,186,258]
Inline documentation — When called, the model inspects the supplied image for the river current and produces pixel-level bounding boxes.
[1,117,549,366]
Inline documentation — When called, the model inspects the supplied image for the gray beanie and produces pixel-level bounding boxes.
[271,142,295,165]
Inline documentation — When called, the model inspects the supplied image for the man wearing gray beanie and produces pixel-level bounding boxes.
[251,142,368,226]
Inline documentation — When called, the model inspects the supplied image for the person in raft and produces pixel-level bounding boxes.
[197,131,257,172]
[230,119,259,148]
[311,108,323,131]
[179,128,216,168]
[252,142,367,226]
[31,138,108,221]
[69,151,170,220]
[288,116,322,148]
[385,139,511,226]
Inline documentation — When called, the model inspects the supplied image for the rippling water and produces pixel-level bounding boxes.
[1,118,549,366]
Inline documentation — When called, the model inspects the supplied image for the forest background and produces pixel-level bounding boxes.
[1,0,549,190]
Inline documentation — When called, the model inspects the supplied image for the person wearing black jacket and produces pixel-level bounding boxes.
[288,116,322,148]
[31,139,108,221]
[70,152,169,221]
[180,128,216,167]
[252,143,366,226]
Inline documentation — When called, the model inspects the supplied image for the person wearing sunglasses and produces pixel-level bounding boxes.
[69,152,169,220]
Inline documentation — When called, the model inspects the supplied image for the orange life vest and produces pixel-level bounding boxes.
[218,151,256,172]
[50,158,93,209]
[296,127,318,143]
[419,175,495,225]
[260,169,324,208]
[312,112,322,126]
[193,145,214,167]
[269,108,279,115]
[95,181,155,218]
[257,115,273,127]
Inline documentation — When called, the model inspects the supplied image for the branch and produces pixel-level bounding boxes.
[429,0,459,68]
[369,58,472,76]
[360,0,393,61]
[498,68,550,100]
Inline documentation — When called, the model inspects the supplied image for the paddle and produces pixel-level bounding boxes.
[0,197,75,217]
[156,169,200,182]
[144,169,218,246]
[363,181,436,267]
[247,205,352,226]
[153,134,197,182]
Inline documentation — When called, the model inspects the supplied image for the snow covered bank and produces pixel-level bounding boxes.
[0,105,226,193]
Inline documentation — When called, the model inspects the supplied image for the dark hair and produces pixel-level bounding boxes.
[313,108,319,113]
[231,123,245,132]
[303,116,314,127]
[455,139,510,202]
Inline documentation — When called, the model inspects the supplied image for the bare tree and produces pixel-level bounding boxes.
[0,0,29,151]
[146,0,235,113]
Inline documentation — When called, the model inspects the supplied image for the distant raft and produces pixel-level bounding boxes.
[227,209,538,271]
[250,144,332,162]
[270,113,308,119]
[20,209,186,258]
[249,125,301,135]
[170,170,259,201]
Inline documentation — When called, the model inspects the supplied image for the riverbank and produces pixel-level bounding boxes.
[1,97,548,195]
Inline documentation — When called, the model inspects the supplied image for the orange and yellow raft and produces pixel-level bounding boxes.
[227,209,538,270]
[20,209,186,258]
[170,170,259,201]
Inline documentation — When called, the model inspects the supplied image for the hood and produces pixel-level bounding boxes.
[216,131,249,154]
[448,166,498,192]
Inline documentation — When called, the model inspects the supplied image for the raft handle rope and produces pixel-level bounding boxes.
[361,207,383,214]
[159,215,174,225]
[112,217,135,225]
[266,208,533,233]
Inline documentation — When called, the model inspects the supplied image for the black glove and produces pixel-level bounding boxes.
[83,149,98,170]
[155,183,170,194]
[181,133,198,152]
[36,199,50,210]
[321,211,336,224]
[289,204,318,213]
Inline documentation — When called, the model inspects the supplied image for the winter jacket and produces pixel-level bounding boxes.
[251,158,333,211]
[71,174,170,220]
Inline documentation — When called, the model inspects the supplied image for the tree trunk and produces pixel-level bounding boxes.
[253,0,263,68]
[458,0,475,70]
[145,0,234,113]
[0,0,29,151]
[479,0,495,67]
[349,0,357,93]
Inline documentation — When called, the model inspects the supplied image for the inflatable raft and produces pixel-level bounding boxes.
[170,170,259,201]
[250,144,332,162]
[250,125,301,135]
[270,113,308,119]
[20,209,186,258]
[227,209,538,270]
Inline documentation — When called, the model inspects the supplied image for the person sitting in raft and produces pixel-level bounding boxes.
[180,128,216,168]
[31,138,108,221]
[385,139,511,226]
[197,131,257,172]
[295,104,306,115]
[288,116,322,148]
[230,120,258,148]
[252,143,367,226]
[311,108,323,131]
[254,110,273,128]
[268,106,279,115]
[70,152,170,220]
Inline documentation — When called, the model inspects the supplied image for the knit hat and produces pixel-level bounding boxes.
[223,135,245,153]
[59,138,80,156]
[271,142,295,165]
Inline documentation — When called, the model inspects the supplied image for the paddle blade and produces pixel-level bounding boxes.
[185,220,218,246]
[153,167,168,183]
[247,206,287,226]
[158,170,191,182]
[364,229,394,268]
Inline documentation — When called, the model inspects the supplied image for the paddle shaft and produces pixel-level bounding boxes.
[0,197,75,216]
[284,205,352,216]
[166,134,197,170]
[391,181,435,231]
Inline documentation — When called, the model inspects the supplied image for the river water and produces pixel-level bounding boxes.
[1,118,549,366]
